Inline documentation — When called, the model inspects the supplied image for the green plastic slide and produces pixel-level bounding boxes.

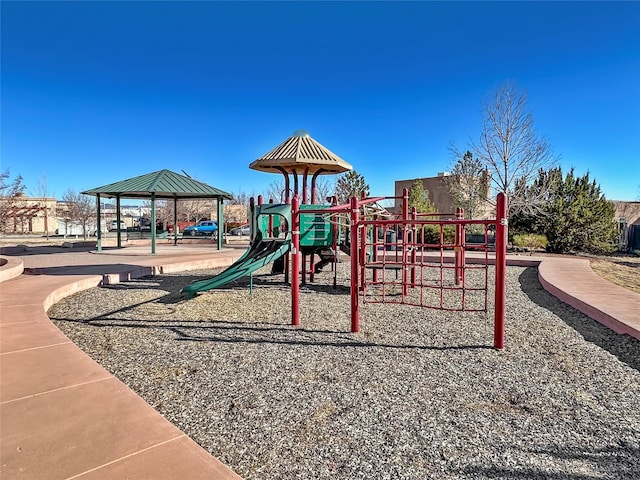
[181,230,291,298]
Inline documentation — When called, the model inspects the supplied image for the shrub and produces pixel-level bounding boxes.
[417,225,456,246]
[513,233,548,255]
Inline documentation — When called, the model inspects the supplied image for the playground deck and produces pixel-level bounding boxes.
[1,245,638,479]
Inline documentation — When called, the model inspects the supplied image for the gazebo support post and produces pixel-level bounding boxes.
[96,194,102,252]
[173,196,178,246]
[116,195,122,248]
[217,198,224,250]
[151,192,156,254]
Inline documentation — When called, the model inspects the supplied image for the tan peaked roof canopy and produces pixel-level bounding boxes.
[249,130,352,175]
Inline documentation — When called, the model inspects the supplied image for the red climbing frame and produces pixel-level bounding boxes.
[289,191,507,349]
[349,190,507,349]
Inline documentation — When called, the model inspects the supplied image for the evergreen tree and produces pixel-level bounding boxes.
[335,170,369,205]
[408,179,436,213]
[520,167,617,254]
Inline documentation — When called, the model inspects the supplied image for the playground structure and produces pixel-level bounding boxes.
[182,130,507,349]
[289,190,507,349]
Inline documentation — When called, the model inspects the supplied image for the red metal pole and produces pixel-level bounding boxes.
[402,188,409,296]
[350,196,360,333]
[410,207,417,287]
[372,214,379,284]
[359,192,367,293]
[494,193,507,349]
[455,207,463,285]
[291,196,301,326]
[460,208,466,285]
[331,195,338,289]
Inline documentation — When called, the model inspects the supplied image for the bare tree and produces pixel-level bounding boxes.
[61,189,94,239]
[264,179,288,203]
[229,190,250,207]
[31,173,55,239]
[469,82,558,216]
[314,177,336,204]
[0,169,27,233]
[263,177,335,204]
[149,199,172,230]
[445,150,490,219]
[174,198,215,224]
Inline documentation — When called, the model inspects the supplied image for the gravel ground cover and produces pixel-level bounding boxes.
[49,264,640,479]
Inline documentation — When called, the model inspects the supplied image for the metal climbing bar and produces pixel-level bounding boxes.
[353,192,507,348]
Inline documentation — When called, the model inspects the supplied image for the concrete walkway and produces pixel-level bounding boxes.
[1,245,245,480]
[538,256,640,339]
[1,245,638,479]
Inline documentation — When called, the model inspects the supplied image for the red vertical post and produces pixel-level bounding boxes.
[350,196,360,333]
[402,188,409,220]
[331,198,338,287]
[460,208,466,285]
[291,196,301,327]
[494,193,507,349]
[402,188,409,296]
[359,192,367,293]
[410,207,417,287]
[455,207,463,285]
[372,214,379,283]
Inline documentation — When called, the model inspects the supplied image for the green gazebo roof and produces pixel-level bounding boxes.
[82,169,233,200]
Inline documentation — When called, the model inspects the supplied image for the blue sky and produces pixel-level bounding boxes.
[2,1,639,202]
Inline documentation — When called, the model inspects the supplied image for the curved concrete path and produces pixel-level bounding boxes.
[1,245,638,479]
[1,245,245,480]
[538,256,640,339]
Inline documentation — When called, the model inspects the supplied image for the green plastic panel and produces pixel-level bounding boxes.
[299,204,334,247]
[256,203,291,238]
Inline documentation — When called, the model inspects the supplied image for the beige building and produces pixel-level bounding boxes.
[223,204,249,225]
[0,195,59,234]
[612,200,640,251]
[612,200,640,227]
[394,172,493,218]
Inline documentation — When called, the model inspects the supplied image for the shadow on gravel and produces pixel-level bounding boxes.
[518,267,640,372]
[0,244,96,256]
[460,442,640,479]
[175,274,351,297]
[51,316,494,351]
[24,263,155,276]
